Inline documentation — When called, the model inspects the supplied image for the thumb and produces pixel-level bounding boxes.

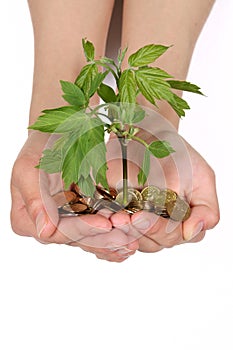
[13,157,59,241]
[182,204,219,241]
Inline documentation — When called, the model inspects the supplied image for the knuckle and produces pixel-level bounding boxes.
[208,209,220,229]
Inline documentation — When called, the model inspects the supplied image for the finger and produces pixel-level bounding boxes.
[12,157,59,241]
[188,230,206,243]
[46,214,112,244]
[131,211,183,252]
[183,204,219,241]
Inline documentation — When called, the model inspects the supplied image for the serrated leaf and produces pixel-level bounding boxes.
[56,112,104,134]
[138,147,150,185]
[95,163,109,189]
[135,68,174,105]
[128,44,169,67]
[61,121,106,191]
[168,93,190,117]
[138,66,173,79]
[82,38,95,62]
[135,73,156,104]
[62,136,83,188]
[131,105,146,124]
[119,69,137,103]
[89,71,108,97]
[37,149,62,173]
[96,57,116,66]
[167,80,203,95]
[28,106,78,133]
[60,80,86,107]
[118,47,128,66]
[98,83,117,103]
[75,63,98,97]
[148,140,175,158]
[78,175,96,197]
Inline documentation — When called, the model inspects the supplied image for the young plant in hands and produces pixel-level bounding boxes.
[29,39,203,205]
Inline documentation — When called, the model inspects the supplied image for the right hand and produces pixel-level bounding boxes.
[10,132,139,262]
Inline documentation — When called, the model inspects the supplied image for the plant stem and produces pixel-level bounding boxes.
[131,135,149,148]
[119,137,128,206]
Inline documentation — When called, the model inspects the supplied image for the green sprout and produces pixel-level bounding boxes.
[29,39,203,205]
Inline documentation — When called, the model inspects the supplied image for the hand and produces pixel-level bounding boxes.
[106,125,220,253]
[130,138,220,252]
[10,131,139,262]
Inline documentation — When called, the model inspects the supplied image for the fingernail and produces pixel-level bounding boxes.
[133,219,151,230]
[185,221,204,241]
[36,210,47,238]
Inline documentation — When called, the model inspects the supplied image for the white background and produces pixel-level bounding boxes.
[0,1,232,349]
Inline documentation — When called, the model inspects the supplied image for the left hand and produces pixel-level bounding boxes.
[107,132,220,253]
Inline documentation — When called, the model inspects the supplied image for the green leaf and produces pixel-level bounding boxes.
[135,68,173,105]
[62,136,83,188]
[96,57,116,66]
[60,80,86,107]
[128,44,170,67]
[168,93,190,117]
[82,38,95,62]
[78,175,96,197]
[28,106,78,133]
[118,46,128,66]
[135,72,156,104]
[36,149,62,173]
[89,71,108,97]
[148,140,175,158]
[75,63,98,97]
[167,80,203,95]
[95,163,109,190]
[98,83,117,103]
[138,66,173,79]
[118,69,137,103]
[61,121,106,192]
[131,105,146,124]
[138,148,150,185]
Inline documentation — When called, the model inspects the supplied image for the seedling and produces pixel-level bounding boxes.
[29,39,203,206]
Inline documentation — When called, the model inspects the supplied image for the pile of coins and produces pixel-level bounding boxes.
[53,185,191,222]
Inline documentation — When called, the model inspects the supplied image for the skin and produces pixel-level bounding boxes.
[10,0,219,262]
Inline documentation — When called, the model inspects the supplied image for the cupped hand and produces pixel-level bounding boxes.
[106,124,220,253]
[10,131,139,262]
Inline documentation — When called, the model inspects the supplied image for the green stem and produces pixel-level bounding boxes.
[119,137,128,206]
[131,135,149,148]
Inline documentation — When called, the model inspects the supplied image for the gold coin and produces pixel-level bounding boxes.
[53,191,77,207]
[141,186,161,201]
[115,189,140,206]
[126,200,144,213]
[164,189,177,204]
[166,197,191,222]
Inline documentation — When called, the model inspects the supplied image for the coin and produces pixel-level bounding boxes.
[53,191,77,208]
[166,197,191,222]
[154,205,169,217]
[142,200,155,212]
[164,189,177,204]
[69,183,80,194]
[116,189,142,206]
[95,186,117,200]
[125,200,144,214]
[141,186,161,201]
[92,198,123,212]
[70,203,88,213]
